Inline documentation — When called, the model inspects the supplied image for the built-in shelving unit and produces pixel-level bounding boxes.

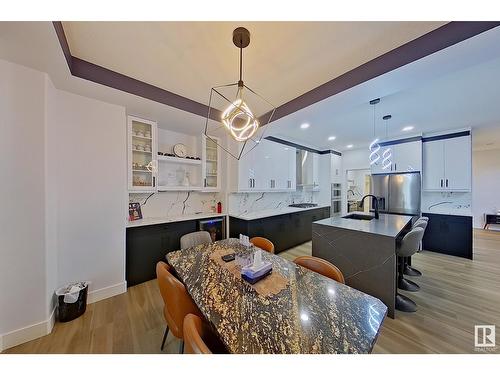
[128,116,157,192]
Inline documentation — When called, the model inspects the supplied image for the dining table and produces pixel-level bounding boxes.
[166,238,387,354]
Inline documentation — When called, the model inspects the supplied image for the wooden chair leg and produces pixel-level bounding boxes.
[161,326,169,351]
[179,340,184,354]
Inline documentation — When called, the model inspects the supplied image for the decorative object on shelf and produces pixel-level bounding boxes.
[368,98,381,166]
[173,143,188,158]
[128,202,143,221]
[204,27,276,160]
[382,115,393,170]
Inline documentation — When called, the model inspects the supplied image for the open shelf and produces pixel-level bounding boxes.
[132,134,152,141]
[132,169,152,173]
[132,149,152,154]
[157,185,202,191]
[158,155,202,165]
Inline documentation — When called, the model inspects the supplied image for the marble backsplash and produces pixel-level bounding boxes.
[228,190,319,216]
[421,191,472,215]
[129,191,223,218]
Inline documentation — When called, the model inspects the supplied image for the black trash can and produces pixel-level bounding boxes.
[55,282,88,322]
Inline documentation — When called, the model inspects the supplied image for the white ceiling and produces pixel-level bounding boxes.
[1,22,499,150]
[267,26,500,151]
[62,21,445,110]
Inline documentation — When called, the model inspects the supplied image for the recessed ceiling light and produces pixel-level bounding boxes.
[402,126,414,132]
[328,136,336,141]
[300,123,310,129]
[346,144,353,149]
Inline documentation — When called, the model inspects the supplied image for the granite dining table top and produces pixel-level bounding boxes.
[166,238,387,354]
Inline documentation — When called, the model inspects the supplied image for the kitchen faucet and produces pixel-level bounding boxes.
[360,194,379,219]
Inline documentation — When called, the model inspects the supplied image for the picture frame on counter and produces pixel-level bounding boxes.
[129,202,143,221]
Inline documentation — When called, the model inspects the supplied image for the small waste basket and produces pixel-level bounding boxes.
[55,282,88,322]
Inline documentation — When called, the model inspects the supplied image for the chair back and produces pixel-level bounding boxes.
[250,237,275,253]
[180,231,212,249]
[413,219,428,231]
[397,227,425,257]
[156,261,201,339]
[183,314,227,354]
[293,256,345,284]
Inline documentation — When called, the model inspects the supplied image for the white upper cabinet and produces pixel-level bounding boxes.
[331,154,342,183]
[423,134,471,192]
[128,116,157,192]
[231,139,296,192]
[202,135,221,191]
[371,140,422,174]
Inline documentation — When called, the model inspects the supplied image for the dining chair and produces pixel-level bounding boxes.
[250,237,275,254]
[180,231,212,249]
[293,256,345,284]
[183,314,228,354]
[156,261,202,353]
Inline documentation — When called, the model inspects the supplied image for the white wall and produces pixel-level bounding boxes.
[47,85,127,298]
[0,60,48,346]
[473,148,500,229]
[0,58,127,351]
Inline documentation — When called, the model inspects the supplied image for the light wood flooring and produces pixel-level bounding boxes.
[4,229,500,354]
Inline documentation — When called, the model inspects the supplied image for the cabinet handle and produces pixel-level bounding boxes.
[446,179,449,188]
[395,163,397,171]
[153,176,155,187]
[249,178,252,188]
[204,178,207,188]
[440,179,443,188]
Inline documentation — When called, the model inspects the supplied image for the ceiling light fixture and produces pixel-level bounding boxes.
[346,144,353,149]
[300,123,310,129]
[382,114,393,170]
[368,98,381,166]
[328,136,336,141]
[402,126,414,132]
[204,27,276,160]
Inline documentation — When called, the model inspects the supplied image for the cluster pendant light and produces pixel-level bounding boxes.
[368,98,381,166]
[381,115,392,170]
[204,27,276,160]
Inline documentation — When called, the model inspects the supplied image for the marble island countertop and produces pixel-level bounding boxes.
[167,238,387,353]
[126,212,226,228]
[229,204,330,221]
[314,211,413,238]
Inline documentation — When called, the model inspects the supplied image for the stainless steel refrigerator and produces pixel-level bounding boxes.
[370,172,421,216]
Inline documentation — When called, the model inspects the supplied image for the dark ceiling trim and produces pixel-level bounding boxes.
[53,21,499,126]
[265,136,342,156]
[52,21,218,120]
[258,21,500,124]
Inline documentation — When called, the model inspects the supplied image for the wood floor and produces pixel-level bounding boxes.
[4,229,500,354]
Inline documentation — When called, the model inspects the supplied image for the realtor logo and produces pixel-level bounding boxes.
[475,325,496,349]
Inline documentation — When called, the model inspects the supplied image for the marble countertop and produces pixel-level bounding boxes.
[167,238,387,354]
[314,211,413,238]
[229,204,330,221]
[127,212,226,228]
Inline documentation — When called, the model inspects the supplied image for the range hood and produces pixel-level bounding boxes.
[296,149,317,188]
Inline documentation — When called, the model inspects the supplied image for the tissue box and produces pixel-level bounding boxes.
[241,261,272,284]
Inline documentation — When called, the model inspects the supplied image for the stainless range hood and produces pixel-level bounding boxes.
[296,149,317,188]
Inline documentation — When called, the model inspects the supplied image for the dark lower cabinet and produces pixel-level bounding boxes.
[126,220,197,287]
[422,213,473,259]
[229,207,330,253]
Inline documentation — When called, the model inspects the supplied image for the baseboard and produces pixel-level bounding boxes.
[87,281,127,304]
[0,306,56,352]
[0,281,126,352]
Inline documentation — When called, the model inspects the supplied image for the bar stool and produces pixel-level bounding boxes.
[404,218,428,277]
[396,227,425,313]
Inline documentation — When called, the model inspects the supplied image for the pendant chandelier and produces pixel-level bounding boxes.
[368,98,381,166]
[381,115,393,170]
[204,27,276,160]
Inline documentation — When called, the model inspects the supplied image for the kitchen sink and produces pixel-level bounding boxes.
[342,213,374,221]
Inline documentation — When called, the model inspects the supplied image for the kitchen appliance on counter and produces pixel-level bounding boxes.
[370,172,421,216]
[198,217,226,242]
[331,183,342,217]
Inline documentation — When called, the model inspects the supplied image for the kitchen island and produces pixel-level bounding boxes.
[312,212,413,318]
